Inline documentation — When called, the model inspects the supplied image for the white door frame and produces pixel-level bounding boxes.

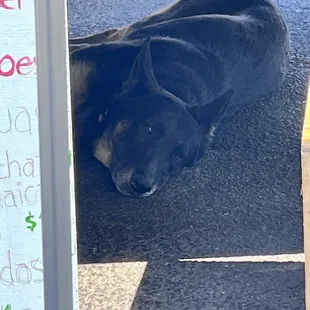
[34,0,79,308]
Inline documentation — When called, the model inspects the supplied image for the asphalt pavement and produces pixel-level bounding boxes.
[67,0,310,308]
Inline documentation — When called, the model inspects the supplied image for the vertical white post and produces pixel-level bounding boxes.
[34,0,79,308]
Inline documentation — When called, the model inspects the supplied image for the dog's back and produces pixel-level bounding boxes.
[70,0,289,111]
[119,0,289,101]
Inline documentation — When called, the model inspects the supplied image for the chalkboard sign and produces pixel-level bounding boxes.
[0,0,79,308]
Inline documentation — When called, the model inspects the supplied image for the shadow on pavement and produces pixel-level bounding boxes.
[130,261,305,310]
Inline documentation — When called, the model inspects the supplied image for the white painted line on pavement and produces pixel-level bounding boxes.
[178,253,305,263]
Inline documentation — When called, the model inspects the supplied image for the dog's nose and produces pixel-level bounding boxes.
[130,172,154,195]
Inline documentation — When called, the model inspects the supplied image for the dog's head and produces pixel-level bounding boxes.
[94,94,204,197]
[91,38,232,197]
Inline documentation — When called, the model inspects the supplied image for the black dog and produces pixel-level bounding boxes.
[69,0,289,197]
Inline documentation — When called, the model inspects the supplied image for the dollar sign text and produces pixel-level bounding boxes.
[25,212,37,232]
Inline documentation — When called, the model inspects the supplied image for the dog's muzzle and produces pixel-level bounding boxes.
[113,170,157,197]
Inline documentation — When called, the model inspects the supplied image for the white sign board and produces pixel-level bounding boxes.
[0,0,44,309]
[0,0,78,308]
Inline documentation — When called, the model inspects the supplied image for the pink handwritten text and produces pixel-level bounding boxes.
[0,0,21,10]
[0,250,43,286]
[0,54,36,77]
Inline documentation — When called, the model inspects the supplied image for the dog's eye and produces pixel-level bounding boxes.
[98,110,108,123]
[143,123,164,138]
[98,114,104,122]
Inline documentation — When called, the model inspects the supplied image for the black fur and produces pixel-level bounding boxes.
[70,0,289,197]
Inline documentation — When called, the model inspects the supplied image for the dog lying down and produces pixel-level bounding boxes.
[69,0,289,198]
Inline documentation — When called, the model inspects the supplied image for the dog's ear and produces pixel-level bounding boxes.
[121,37,162,96]
[189,89,233,135]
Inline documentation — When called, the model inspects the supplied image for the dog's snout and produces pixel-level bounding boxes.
[130,172,154,194]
